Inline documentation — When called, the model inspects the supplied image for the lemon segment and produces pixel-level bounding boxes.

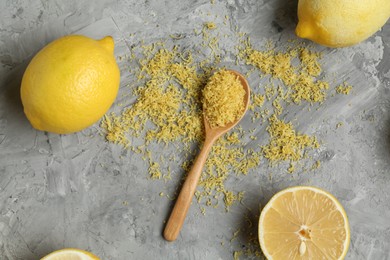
[21,35,120,134]
[296,0,390,47]
[259,186,350,260]
[40,248,100,260]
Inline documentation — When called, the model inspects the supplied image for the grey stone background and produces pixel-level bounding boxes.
[0,0,390,259]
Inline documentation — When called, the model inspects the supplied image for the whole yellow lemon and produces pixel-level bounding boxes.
[21,35,120,134]
[296,0,390,47]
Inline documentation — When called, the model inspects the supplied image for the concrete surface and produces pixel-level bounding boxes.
[1,0,390,259]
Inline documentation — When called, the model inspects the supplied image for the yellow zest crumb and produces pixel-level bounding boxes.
[230,229,240,242]
[200,207,206,215]
[204,22,217,30]
[288,163,295,174]
[336,83,353,95]
[149,161,162,179]
[312,160,321,170]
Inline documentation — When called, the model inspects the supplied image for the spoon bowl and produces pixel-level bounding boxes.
[203,70,251,140]
[163,70,250,241]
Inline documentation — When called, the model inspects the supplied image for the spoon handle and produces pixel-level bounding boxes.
[164,139,215,241]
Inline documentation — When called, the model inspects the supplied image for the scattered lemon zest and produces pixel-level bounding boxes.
[100,26,338,212]
[239,37,329,104]
[262,115,319,172]
[336,83,353,95]
[101,37,261,211]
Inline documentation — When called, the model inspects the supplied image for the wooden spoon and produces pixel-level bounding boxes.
[163,70,250,241]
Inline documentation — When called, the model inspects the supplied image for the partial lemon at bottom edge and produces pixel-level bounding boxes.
[40,248,100,260]
[258,186,350,259]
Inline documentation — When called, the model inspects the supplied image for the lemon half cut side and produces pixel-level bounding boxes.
[259,186,350,259]
[40,248,100,260]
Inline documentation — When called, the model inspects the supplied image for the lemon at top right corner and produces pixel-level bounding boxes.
[296,0,390,47]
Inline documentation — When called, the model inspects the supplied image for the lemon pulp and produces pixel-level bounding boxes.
[259,186,350,259]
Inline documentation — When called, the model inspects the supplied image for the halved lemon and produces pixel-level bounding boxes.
[41,248,100,260]
[259,186,350,259]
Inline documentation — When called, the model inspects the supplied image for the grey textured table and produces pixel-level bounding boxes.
[1,1,390,259]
